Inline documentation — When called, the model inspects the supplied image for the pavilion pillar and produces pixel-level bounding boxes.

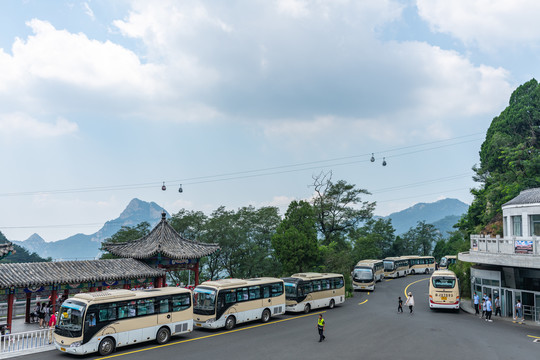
[194,263,200,286]
[64,289,69,300]
[162,275,167,287]
[6,290,15,332]
[124,283,131,290]
[51,288,57,313]
[25,292,31,323]
[155,277,162,288]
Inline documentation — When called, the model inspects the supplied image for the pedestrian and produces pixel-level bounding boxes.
[494,296,501,317]
[48,311,57,344]
[38,303,46,328]
[405,292,415,313]
[515,300,523,321]
[481,299,486,319]
[316,314,325,342]
[485,297,493,322]
[398,296,403,313]
[473,293,480,315]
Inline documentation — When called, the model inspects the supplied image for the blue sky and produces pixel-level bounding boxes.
[1,0,539,242]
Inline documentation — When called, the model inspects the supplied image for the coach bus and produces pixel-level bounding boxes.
[439,255,457,270]
[383,257,409,278]
[401,255,435,274]
[428,270,460,310]
[54,287,193,356]
[193,277,285,330]
[282,273,345,313]
[352,260,384,291]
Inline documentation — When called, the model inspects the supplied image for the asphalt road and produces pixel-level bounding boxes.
[15,275,540,360]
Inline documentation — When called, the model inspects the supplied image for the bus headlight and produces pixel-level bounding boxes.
[70,342,82,348]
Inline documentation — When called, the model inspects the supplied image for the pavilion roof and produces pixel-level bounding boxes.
[0,242,15,259]
[0,258,165,289]
[101,213,219,260]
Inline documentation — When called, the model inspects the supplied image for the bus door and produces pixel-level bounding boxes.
[262,285,274,307]
[157,297,173,325]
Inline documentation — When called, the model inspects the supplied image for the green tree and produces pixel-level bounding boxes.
[272,200,320,275]
[351,218,396,260]
[413,221,439,256]
[100,222,151,259]
[169,209,207,240]
[311,171,375,248]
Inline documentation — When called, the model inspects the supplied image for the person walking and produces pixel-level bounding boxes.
[481,299,486,319]
[38,303,46,328]
[405,292,415,314]
[316,314,325,342]
[398,297,403,313]
[515,300,523,321]
[494,296,501,317]
[485,297,493,322]
[473,293,480,315]
[48,311,57,344]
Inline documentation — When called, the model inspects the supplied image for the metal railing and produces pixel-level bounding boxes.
[1,328,52,354]
[470,235,540,255]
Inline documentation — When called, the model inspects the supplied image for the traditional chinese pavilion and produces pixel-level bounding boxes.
[0,242,15,260]
[102,212,219,286]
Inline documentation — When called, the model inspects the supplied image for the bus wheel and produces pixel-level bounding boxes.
[156,327,171,345]
[303,304,311,314]
[261,309,271,323]
[225,316,236,330]
[329,299,335,309]
[98,337,115,356]
[425,268,430,274]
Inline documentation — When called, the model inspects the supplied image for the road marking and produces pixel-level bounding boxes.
[527,335,540,339]
[367,292,370,295]
[95,311,327,359]
[358,299,368,305]
[403,277,429,297]
[385,279,393,282]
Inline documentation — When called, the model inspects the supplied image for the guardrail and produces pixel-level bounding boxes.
[470,235,540,255]
[0,299,41,320]
[0,328,52,355]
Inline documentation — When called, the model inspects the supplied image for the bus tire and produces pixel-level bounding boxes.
[156,327,171,345]
[261,309,271,323]
[329,299,335,309]
[303,304,311,314]
[225,316,236,330]
[98,337,115,356]
[425,268,430,274]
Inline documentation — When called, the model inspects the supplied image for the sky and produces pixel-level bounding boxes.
[1,0,539,242]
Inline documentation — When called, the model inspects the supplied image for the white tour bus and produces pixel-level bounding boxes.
[54,287,193,356]
[282,272,345,313]
[429,270,460,310]
[401,255,435,274]
[193,277,285,330]
[439,255,457,270]
[383,257,409,278]
[352,260,384,291]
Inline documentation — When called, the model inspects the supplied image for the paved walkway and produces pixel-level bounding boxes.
[460,298,538,327]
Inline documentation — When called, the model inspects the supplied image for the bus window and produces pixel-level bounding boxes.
[249,286,261,300]
[271,283,283,297]
[159,298,170,314]
[263,286,270,298]
[432,276,456,288]
[172,294,190,311]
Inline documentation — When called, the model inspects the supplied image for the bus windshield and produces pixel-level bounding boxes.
[193,287,217,315]
[432,276,456,289]
[56,300,86,337]
[383,261,394,271]
[284,282,298,299]
[353,268,373,280]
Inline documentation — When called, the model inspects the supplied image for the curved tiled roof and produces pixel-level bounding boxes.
[0,242,15,260]
[0,258,165,288]
[102,213,219,260]
[503,188,540,207]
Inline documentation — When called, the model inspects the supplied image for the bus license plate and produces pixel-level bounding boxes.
[196,323,201,327]
[361,286,365,289]
[60,348,66,352]
[441,296,447,300]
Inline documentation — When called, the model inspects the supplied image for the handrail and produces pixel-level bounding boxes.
[0,328,52,354]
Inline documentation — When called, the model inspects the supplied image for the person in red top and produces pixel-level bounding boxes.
[48,312,57,344]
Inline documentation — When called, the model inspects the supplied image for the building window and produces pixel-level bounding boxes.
[512,216,522,236]
[529,215,540,236]
[503,216,507,237]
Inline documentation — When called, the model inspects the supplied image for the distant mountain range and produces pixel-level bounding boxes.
[380,198,469,236]
[12,199,168,260]
[11,197,467,261]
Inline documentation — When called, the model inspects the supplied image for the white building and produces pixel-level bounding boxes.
[459,188,540,322]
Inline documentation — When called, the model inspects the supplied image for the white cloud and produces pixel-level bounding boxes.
[83,2,95,21]
[416,0,540,50]
[0,113,78,139]
[276,0,310,18]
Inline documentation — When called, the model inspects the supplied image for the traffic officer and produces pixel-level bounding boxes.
[316,314,326,342]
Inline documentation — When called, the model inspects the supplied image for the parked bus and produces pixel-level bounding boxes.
[282,273,345,313]
[383,257,409,278]
[352,260,384,291]
[439,255,457,270]
[429,270,460,310]
[193,277,285,330]
[54,287,193,356]
[401,255,435,274]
